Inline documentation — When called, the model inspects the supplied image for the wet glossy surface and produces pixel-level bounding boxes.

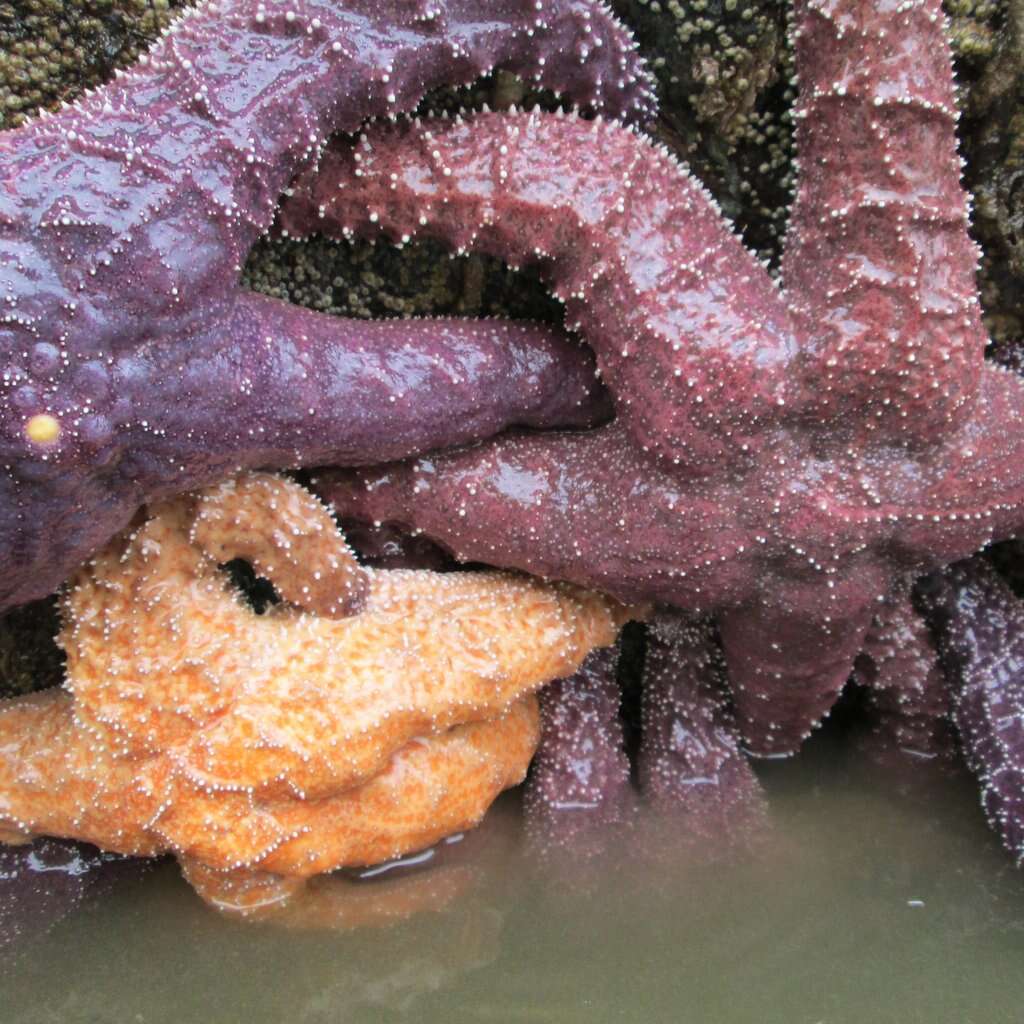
[4,734,1024,1024]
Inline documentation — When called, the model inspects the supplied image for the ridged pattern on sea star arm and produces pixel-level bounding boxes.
[149,700,542,873]
[282,110,798,473]
[783,0,986,442]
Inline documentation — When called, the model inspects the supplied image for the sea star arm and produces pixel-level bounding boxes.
[157,291,611,471]
[0,838,146,963]
[638,614,767,841]
[191,471,370,618]
[0,690,163,854]
[716,577,884,756]
[782,0,987,443]
[523,645,635,857]
[0,291,608,612]
[850,586,954,762]
[918,559,1024,861]
[281,109,799,474]
[315,424,738,606]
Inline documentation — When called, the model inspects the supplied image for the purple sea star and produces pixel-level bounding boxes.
[917,559,1024,862]
[523,644,635,857]
[638,614,767,845]
[0,0,656,613]
[307,0,1024,756]
[0,838,150,966]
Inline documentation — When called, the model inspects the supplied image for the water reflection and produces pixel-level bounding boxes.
[4,731,1024,1023]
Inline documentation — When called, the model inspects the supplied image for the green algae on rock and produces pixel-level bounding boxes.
[0,0,185,131]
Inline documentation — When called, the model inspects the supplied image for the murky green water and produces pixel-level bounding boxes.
[4,733,1023,1024]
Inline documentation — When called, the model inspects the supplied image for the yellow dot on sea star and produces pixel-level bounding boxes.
[25,413,61,444]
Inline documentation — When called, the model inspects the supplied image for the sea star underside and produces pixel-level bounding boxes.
[0,0,656,614]
[304,0,1024,756]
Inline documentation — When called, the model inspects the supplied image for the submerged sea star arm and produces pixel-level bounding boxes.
[0,838,148,964]
[918,560,1024,860]
[179,853,476,923]
[850,587,954,762]
[0,0,655,614]
[782,0,986,442]
[523,645,634,855]
[281,110,799,473]
[638,614,767,841]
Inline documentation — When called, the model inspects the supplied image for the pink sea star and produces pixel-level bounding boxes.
[305,0,1024,756]
[0,0,656,614]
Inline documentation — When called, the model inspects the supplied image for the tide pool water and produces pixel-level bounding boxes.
[3,732,1023,1024]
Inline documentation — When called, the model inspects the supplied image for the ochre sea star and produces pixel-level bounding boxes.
[306,0,1024,759]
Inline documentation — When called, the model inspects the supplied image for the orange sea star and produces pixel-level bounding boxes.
[0,473,637,915]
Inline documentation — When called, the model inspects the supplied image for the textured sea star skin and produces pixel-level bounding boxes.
[307,0,1024,755]
[523,645,635,855]
[638,614,767,842]
[0,0,655,614]
[917,560,1024,863]
[0,473,636,911]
